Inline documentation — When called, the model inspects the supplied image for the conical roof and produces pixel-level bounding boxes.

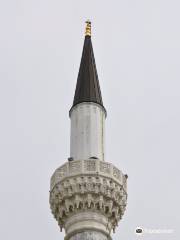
[72,22,104,109]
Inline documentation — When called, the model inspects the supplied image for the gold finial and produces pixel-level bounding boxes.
[85,20,91,36]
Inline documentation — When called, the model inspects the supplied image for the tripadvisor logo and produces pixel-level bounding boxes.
[135,227,143,235]
[135,227,174,235]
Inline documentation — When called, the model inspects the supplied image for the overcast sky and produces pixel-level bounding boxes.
[0,0,179,240]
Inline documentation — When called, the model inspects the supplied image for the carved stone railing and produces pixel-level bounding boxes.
[50,159,127,191]
[49,159,127,239]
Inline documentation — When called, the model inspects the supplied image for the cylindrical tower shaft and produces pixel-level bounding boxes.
[70,102,106,161]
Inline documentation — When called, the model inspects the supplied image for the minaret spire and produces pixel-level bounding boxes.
[72,21,104,111]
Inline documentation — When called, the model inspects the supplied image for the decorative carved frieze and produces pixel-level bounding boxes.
[84,160,96,171]
[100,162,111,174]
[69,161,82,173]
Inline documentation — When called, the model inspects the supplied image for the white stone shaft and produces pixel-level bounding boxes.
[67,231,109,240]
[70,102,106,161]
[64,212,111,240]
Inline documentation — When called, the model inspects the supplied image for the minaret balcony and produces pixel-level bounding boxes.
[49,159,127,239]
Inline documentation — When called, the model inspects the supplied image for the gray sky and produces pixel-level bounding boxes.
[0,0,179,240]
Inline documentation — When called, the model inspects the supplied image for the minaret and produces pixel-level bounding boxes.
[50,21,128,240]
